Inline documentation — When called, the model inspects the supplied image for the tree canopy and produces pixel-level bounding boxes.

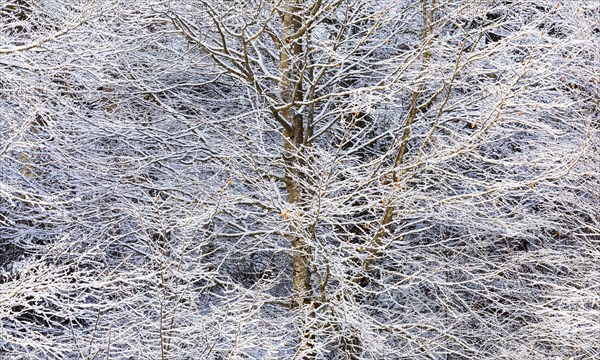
[1,0,599,359]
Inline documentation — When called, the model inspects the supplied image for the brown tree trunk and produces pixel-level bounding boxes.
[280,0,310,308]
[280,2,316,357]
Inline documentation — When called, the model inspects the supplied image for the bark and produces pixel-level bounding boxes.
[280,2,317,357]
[280,0,311,308]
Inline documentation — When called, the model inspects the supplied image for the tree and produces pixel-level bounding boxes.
[166,0,600,357]
[1,0,599,359]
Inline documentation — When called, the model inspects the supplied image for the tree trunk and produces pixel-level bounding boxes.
[280,0,310,308]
